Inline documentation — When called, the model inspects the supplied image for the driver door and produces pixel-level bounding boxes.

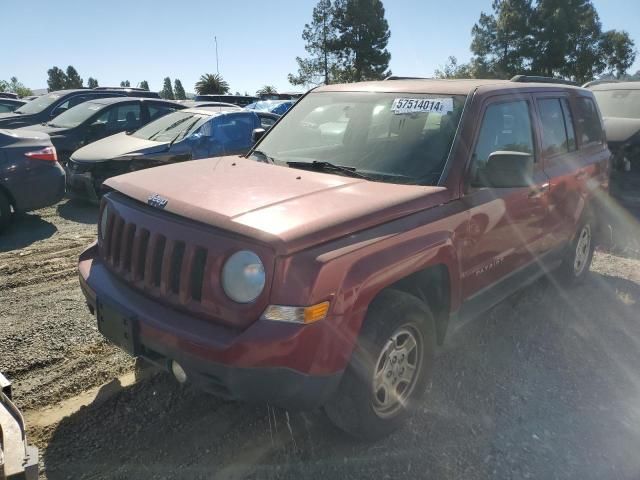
[460,96,551,304]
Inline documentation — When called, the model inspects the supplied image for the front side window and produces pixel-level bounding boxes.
[471,100,534,179]
[575,97,604,146]
[251,91,467,185]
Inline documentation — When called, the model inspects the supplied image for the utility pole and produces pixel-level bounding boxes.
[214,36,219,74]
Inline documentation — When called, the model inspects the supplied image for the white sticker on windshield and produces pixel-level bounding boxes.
[391,97,454,115]
[87,105,101,111]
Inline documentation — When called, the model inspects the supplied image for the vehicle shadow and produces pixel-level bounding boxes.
[42,272,640,480]
[0,214,57,252]
[56,199,98,224]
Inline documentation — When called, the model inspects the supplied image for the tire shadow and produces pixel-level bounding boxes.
[0,214,57,252]
[56,199,98,225]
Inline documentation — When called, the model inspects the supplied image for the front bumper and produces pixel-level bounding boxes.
[0,374,38,480]
[78,245,345,411]
[66,171,99,204]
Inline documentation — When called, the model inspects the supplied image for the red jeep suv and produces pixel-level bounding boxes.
[79,77,610,439]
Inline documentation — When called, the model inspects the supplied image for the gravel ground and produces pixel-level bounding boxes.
[1,199,640,480]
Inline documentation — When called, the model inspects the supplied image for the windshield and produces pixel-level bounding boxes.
[593,89,640,119]
[15,93,62,115]
[48,101,106,128]
[251,91,466,185]
[132,111,210,142]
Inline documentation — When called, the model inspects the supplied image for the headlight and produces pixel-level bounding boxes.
[99,204,109,241]
[221,250,265,303]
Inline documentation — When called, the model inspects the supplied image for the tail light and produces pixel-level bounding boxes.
[24,146,58,162]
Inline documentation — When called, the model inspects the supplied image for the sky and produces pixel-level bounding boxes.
[2,0,639,95]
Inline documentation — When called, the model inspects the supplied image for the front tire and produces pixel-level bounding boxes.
[324,289,435,440]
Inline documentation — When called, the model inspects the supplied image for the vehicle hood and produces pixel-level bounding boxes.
[71,132,169,162]
[603,116,640,146]
[105,156,449,254]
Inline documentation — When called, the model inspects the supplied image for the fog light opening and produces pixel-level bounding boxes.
[171,360,188,384]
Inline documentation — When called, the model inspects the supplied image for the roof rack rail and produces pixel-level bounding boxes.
[510,75,578,86]
[92,86,147,91]
[582,79,621,88]
[384,75,431,81]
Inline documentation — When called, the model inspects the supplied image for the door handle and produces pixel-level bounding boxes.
[528,183,549,198]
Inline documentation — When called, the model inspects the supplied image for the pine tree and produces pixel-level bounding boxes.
[332,0,391,82]
[65,66,83,88]
[47,66,68,92]
[174,79,186,100]
[288,0,340,86]
[139,80,150,91]
[160,77,175,99]
[120,80,131,87]
[87,77,99,88]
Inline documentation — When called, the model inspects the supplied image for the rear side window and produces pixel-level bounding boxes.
[473,100,534,166]
[537,98,577,156]
[148,104,178,121]
[575,97,603,146]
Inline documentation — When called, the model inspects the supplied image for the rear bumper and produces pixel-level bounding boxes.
[10,162,65,212]
[78,244,345,410]
[0,374,38,480]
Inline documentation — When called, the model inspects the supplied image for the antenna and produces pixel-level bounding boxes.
[214,36,219,74]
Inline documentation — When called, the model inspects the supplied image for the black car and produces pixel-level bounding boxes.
[0,129,66,231]
[0,98,26,113]
[18,97,185,164]
[0,92,19,99]
[0,88,161,129]
[67,107,279,202]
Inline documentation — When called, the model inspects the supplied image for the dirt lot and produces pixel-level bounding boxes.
[1,199,640,479]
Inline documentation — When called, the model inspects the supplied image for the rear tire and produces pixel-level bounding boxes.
[324,289,436,440]
[557,216,595,285]
[0,190,12,233]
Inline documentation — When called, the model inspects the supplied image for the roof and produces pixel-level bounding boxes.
[589,81,640,91]
[182,107,247,115]
[82,97,180,106]
[314,78,585,95]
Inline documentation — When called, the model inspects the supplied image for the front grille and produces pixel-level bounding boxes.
[102,208,207,308]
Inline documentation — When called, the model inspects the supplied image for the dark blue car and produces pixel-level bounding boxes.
[0,129,66,232]
[245,100,295,116]
[67,107,279,202]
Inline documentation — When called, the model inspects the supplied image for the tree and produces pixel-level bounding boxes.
[6,77,32,97]
[47,66,68,92]
[174,79,186,99]
[195,73,230,95]
[159,77,175,99]
[434,57,474,79]
[139,80,150,91]
[331,0,392,82]
[120,80,131,87]
[256,85,278,96]
[65,65,83,88]
[600,30,636,79]
[289,0,341,86]
[462,0,637,83]
[87,77,99,88]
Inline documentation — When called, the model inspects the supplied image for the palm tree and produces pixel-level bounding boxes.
[195,73,230,95]
[256,85,278,96]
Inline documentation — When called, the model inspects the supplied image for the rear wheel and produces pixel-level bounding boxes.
[558,216,595,285]
[324,289,435,440]
[0,190,12,233]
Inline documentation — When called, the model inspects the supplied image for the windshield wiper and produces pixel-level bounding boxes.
[286,161,372,180]
[251,149,276,163]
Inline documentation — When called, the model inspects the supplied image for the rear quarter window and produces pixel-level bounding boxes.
[575,97,604,146]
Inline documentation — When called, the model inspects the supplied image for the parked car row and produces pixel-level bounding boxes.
[0,86,286,231]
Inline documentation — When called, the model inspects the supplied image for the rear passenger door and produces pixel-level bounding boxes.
[460,96,551,300]
[536,94,608,250]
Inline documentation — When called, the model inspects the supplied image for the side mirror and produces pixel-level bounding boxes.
[252,128,266,144]
[475,151,534,188]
